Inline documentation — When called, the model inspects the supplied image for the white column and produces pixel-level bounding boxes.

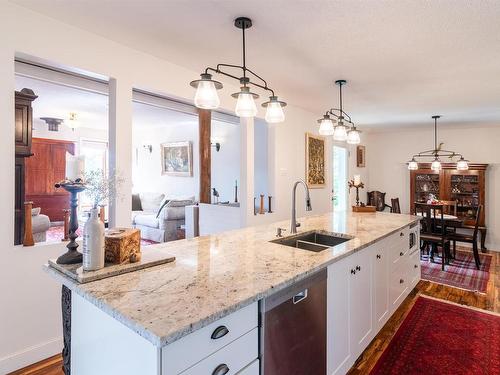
[239,117,255,227]
[108,78,133,228]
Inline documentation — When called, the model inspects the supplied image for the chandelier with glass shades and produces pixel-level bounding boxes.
[317,80,361,144]
[407,115,469,171]
[189,17,286,123]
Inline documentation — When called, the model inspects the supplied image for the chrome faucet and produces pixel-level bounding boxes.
[291,180,312,234]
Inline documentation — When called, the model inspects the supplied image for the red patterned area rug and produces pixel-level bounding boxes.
[420,250,492,293]
[370,297,500,375]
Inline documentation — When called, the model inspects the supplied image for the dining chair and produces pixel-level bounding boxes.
[414,203,451,271]
[367,191,391,211]
[390,198,401,214]
[446,205,482,270]
[440,200,458,216]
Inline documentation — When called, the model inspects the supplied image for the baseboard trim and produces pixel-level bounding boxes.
[0,337,62,374]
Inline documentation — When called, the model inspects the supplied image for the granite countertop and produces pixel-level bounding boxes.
[46,211,419,347]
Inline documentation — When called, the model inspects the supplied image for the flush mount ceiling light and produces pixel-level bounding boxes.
[317,80,361,144]
[407,115,469,171]
[190,17,286,123]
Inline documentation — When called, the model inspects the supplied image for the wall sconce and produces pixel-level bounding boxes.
[211,142,221,152]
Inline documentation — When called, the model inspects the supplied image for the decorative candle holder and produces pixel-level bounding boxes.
[55,180,86,264]
[348,176,365,207]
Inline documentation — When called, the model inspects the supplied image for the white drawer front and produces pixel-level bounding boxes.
[162,302,258,374]
[389,265,408,310]
[237,359,259,375]
[179,328,258,375]
[409,250,421,288]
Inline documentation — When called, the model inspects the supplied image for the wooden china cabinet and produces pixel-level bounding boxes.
[410,163,488,249]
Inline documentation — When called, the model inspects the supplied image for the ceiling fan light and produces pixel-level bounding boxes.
[233,86,258,118]
[431,158,442,171]
[333,125,348,142]
[346,127,361,144]
[191,73,222,109]
[408,158,419,170]
[457,157,469,171]
[262,96,286,123]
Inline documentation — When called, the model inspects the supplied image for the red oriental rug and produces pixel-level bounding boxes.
[370,297,500,375]
[420,250,492,293]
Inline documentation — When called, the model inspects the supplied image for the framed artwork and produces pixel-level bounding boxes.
[161,141,193,176]
[357,145,366,167]
[305,133,326,188]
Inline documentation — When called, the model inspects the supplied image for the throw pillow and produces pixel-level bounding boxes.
[156,199,170,218]
[132,194,142,211]
[139,192,165,212]
[31,207,41,216]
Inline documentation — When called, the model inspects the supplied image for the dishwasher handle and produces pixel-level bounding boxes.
[292,289,308,304]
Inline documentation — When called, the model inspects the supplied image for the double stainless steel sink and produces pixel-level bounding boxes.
[271,230,352,252]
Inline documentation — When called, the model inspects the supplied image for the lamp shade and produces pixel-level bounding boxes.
[318,115,335,135]
[333,125,348,141]
[262,96,286,123]
[457,157,469,171]
[408,159,418,170]
[233,87,258,117]
[190,73,222,110]
[431,158,442,171]
[346,128,361,144]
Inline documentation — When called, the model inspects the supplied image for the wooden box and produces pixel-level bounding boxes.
[352,205,376,213]
[105,228,141,265]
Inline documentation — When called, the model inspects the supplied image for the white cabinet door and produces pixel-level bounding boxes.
[327,257,351,375]
[372,243,389,332]
[349,248,374,359]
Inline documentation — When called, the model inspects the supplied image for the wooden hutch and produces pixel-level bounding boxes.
[410,163,488,249]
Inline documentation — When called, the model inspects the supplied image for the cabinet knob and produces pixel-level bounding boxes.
[400,232,404,237]
[356,265,361,271]
[212,364,229,375]
[414,264,418,269]
[400,279,404,284]
[211,325,229,340]
[351,269,356,275]
[400,252,404,256]
[376,254,381,259]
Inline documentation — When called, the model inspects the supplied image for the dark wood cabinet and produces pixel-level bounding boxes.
[410,163,488,227]
[25,138,75,222]
[14,89,37,245]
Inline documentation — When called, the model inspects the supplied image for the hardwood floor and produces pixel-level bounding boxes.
[10,250,499,375]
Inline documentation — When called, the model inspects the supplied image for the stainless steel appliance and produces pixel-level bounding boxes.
[260,269,327,375]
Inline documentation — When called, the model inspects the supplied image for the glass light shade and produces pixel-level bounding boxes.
[431,158,442,171]
[318,118,335,135]
[265,101,285,123]
[333,125,348,141]
[346,128,361,144]
[194,80,220,109]
[408,159,418,170]
[457,158,469,171]
[235,91,257,117]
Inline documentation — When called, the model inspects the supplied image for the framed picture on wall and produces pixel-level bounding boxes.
[305,133,326,188]
[161,141,193,176]
[357,145,366,167]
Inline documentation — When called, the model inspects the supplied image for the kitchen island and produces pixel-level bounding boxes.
[46,211,420,375]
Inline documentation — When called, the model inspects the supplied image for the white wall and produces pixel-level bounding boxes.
[366,124,499,249]
[0,2,336,372]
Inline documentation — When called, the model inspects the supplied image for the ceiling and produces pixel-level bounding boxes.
[11,0,500,128]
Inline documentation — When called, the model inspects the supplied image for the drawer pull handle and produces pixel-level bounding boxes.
[351,269,356,275]
[356,265,361,271]
[414,264,418,269]
[400,252,404,256]
[376,254,381,259]
[293,289,308,304]
[212,364,229,375]
[211,325,229,340]
[400,232,404,237]
[400,279,404,284]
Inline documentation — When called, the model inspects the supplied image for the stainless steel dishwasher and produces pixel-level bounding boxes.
[260,269,327,375]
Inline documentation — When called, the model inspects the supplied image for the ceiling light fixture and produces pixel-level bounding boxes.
[317,80,361,144]
[407,115,469,171]
[190,17,286,123]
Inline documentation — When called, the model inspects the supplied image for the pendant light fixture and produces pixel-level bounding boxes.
[317,80,361,144]
[407,115,469,171]
[190,17,286,123]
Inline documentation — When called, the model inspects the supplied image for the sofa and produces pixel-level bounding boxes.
[131,193,195,243]
[31,207,50,243]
